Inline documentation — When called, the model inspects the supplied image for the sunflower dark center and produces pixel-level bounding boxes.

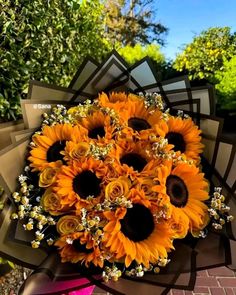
[120,153,147,172]
[165,132,186,153]
[46,140,66,163]
[88,126,105,139]
[72,170,101,199]
[120,204,154,242]
[128,117,151,132]
[73,239,93,254]
[166,175,188,207]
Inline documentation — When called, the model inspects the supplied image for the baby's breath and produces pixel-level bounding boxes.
[102,265,122,282]
[42,104,73,126]
[89,143,113,160]
[138,92,165,110]
[208,187,234,230]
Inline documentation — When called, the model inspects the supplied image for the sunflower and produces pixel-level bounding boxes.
[70,124,89,142]
[55,231,104,267]
[54,158,107,210]
[28,124,74,171]
[108,140,154,180]
[103,200,174,268]
[134,176,167,205]
[102,160,123,184]
[98,92,128,110]
[129,186,172,220]
[155,117,204,162]
[80,110,116,143]
[153,161,209,234]
[121,97,162,133]
[61,125,91,163]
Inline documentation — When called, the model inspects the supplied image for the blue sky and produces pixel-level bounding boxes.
[153,0,236,60]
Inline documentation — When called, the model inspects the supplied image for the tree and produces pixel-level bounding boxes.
[215,56,236,110]
[0,0,111,120]
[104,0,168,46]
[118,43,165,65]
[173,27,236,82]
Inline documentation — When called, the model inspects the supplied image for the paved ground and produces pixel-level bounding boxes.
[93,267,236,295]
[168,267,236,295]
[0,265,235,294]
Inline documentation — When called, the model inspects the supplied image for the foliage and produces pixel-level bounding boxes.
[215,56,236,110]
[158,61,186,81]
[0,201,3,211]
[0,257,15,268]
[118,43,165,65]
[174,27,236,82]
[0,94,21,121]
[0,0,111,121]
[104,0,168,46]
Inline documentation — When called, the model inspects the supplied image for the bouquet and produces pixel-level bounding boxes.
[0,51,235,295]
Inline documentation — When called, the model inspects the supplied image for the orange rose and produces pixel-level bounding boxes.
[137,177,155,197]
[168,210,189,239]
[105,177,130,201]
[57,215,82,235]
[39,167,58,187]
[41,188,68,215]
[63,141,90,161]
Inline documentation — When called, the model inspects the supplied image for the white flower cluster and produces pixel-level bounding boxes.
[208,187,234,230]
[42,105,72,126]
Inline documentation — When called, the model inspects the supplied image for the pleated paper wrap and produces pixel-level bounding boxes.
[0,51,235,295]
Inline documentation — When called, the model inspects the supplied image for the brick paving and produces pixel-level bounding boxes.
[0,265,235,294]
[168,267,236,295]
[93,266,236,295]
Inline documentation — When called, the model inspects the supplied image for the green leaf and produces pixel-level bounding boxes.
[0,0,111,121]
[173,27,236,82]
[7,261,15,268]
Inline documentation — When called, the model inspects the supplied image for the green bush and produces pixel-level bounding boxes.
[174,27,236,82]
[0,93,22,120]
[0,0,111,121]
[215,56,236,110]
[118,43,165,66]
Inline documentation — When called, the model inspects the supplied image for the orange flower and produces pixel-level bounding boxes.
[135,177,156,198]
[98,92,129,111]
[103,204,174,268]
[56,215,82,235]
[80,110,115,143]
[39,166,58,187]
[167,209,189,239]
[54,158,107,210]
[105,176,131,202]
[28,124,74,171]
[41,188,71,216]
[155,117,204,162]
[153,161,210,233]
[108,141,153,180]
[133,177,172,220]
[62,141,90,163]
[121,97,162,133]
[55,232,104,267]
[127,188,151,208]
[102,161,123,184]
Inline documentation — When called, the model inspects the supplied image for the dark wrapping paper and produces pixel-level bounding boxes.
[0,51,235,295]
